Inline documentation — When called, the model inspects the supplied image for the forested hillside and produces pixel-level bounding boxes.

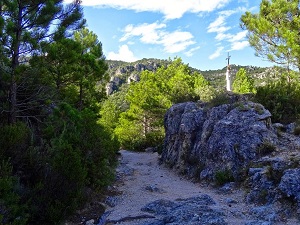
[105,59,287,94]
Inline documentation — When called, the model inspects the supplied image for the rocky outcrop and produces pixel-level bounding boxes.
[127,73,140,84]
[106,60,163,95]
[140,195,226,225]
[279,168,300,205]
[161,99,300,214]
[161,100,277,181]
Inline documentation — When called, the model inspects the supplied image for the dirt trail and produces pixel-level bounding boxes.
[103,150,259,225]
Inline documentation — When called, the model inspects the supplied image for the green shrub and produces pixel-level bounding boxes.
[254,104,264,115]
[45,103,118,189]
[208,91,231,108]
[33,138,87,223]
[232,68,256,94]
[0,160,29,225]
[215,169,235,185]
[194,74,216,102]
[15,103,119,224]
[256,141,276,157]
[234,102,249,111]
[294,126,300,136]
[144,130,164,148]
[0,122,29,160]
[255,74,300,123]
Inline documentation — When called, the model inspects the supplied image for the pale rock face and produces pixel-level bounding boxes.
[161,100,277,181]
[279,169,300,205]
[105,82,115,95]
[127,73,140,84]
[106,61,161,95]
[161,97,300,213]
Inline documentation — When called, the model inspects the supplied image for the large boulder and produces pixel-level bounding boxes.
[279,168,300,206]
[161,101,278,181]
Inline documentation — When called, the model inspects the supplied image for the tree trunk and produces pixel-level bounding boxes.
[9,4,22,124]
[79,81,83,110]
[143,114,147,137]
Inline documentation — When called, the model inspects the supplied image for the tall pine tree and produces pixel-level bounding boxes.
[241,0,300,71]
[74,28,108,110]
[0,0,85,124]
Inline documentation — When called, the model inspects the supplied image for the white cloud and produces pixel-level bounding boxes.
[209,46,224,60]
[207,7,249,36]
[120,22,195,53]
[238,0,248,4]
[120,22,166,43]
[219,9,236,17]
[215,33,233,41]
[107,44,138,62]
[160,31,196,53]
[207,8,250,52]
[184,46,201,57]
[207,16,229,33]
[215,30,247,42]
[127,41,135,45]
[64,0,231,19]
[230,41,249,51]
[229,30,248,42]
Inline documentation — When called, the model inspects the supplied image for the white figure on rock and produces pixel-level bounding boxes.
[226,52,231,91]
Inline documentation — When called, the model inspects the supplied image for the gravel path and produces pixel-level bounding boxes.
[102,150,260,225]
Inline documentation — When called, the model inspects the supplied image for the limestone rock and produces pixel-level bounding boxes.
[105,82,115,95]
[161,101,277,181]
[279,168,300,207]
[106,60,162,95]
[127,73,140,83]
[161,99,300,217]
[245,167,276,205]
[141,195,226,225]
[85,219,94,225]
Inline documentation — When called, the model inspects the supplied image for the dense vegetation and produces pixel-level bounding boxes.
[0,1,117,224]
[241,0,300,123]
[241,0,300,71]
[232,68,256,94]
[100,58,215,151]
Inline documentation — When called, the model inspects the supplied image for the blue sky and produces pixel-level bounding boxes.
[65,0,275,70]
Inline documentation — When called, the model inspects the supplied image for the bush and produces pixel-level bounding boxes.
[256,141,276,157]
[215,169,235,186]
[30,138,87,223]
[294,126,300,136]
[0,160,29,225]
[0,103,119,224]
[194,74,216,102]
[44,103,118,190]
[208,91,232,108]
[232,68,256,94]
[255,74,300,123]
[0,122,29,161]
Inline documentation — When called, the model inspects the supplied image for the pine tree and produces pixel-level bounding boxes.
[0,0,85,124]
[73,28,108,110]
[241,0,300,71]
[232,68,256,94]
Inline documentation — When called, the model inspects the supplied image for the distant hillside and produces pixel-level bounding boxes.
[201,64,285,88]
[105,58,285,95]
[105,58,169,95]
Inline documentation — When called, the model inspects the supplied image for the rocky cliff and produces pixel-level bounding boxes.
[161,95,300,216]
[105,59,167,95]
